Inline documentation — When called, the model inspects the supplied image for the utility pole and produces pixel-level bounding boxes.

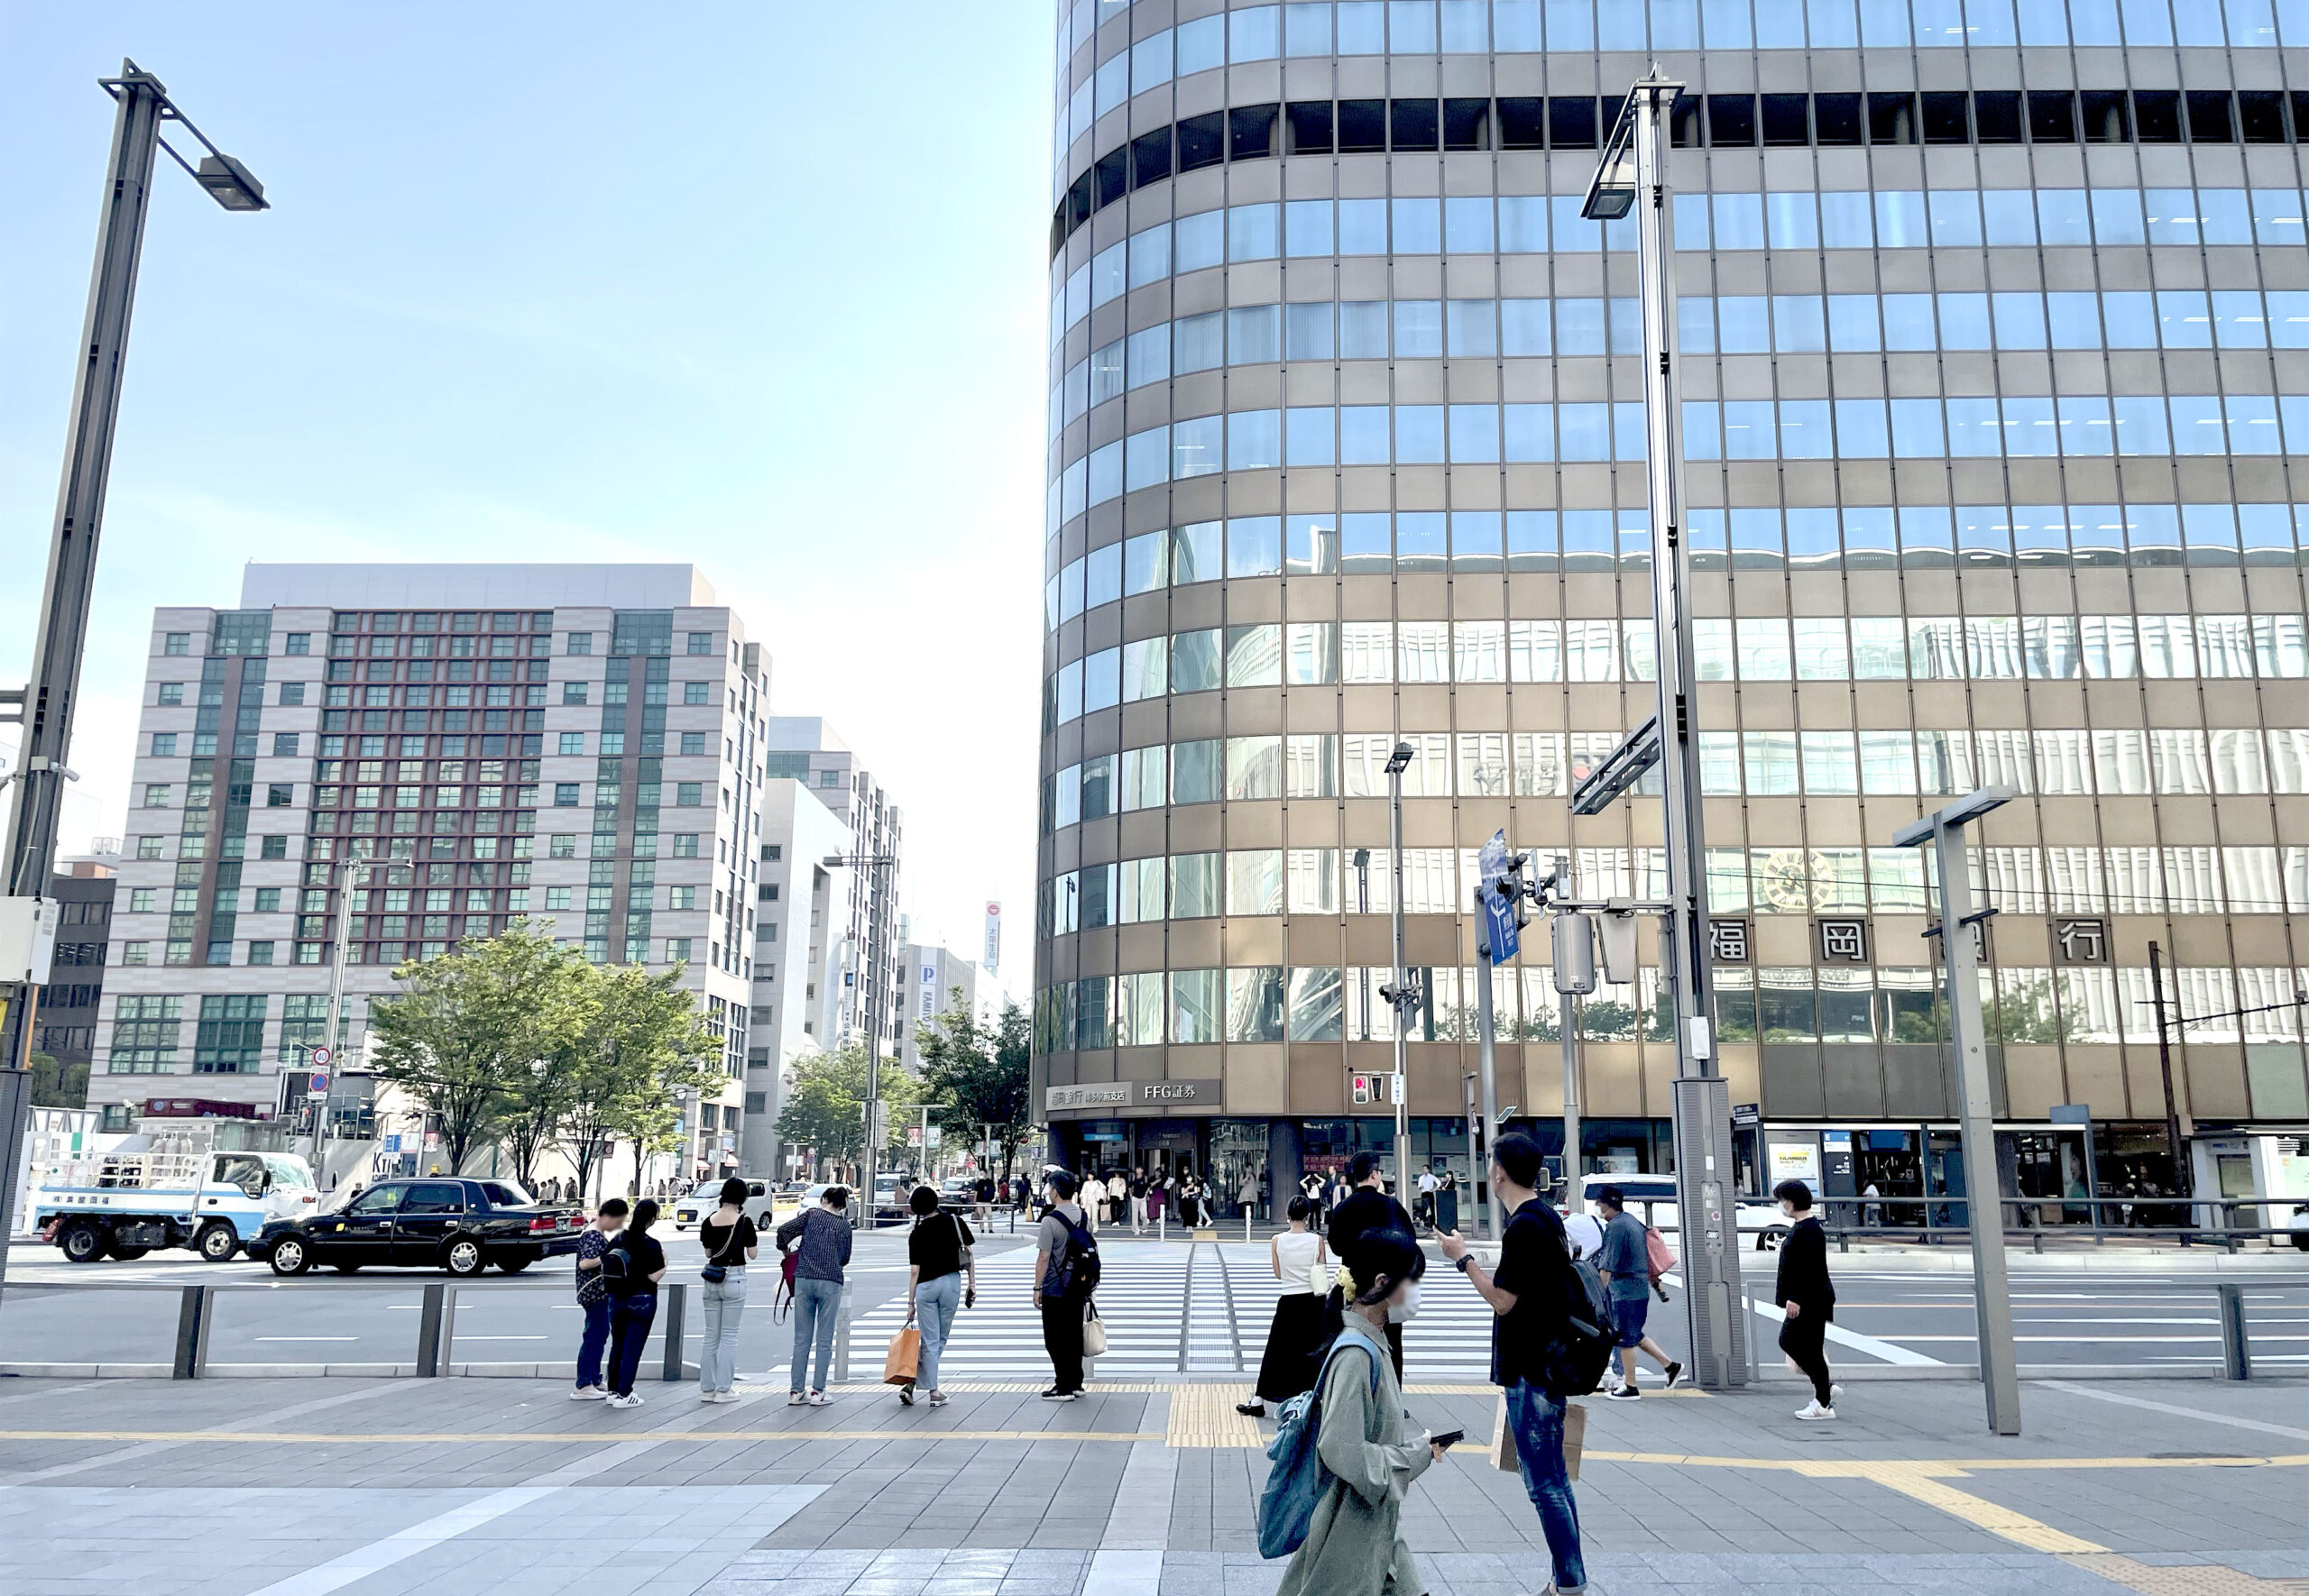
[2146,940,2186,1192]
[310,859,364,1187]
[1555,855,1581,1202]
[826,851,896,1227]
[0,62,264,1292]
[1895,786,2022,1436]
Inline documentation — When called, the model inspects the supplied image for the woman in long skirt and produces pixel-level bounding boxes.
[1237,1197,1329,1417]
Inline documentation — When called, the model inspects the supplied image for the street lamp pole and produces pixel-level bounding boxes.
[1582,73,1746,1390]
[0,61,263,1289]
[1379,742,1417,1185]
[826,852,897,1226]
[1895,786,2023,1436]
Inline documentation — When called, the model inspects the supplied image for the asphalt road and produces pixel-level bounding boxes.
[3,1233,2302,1380]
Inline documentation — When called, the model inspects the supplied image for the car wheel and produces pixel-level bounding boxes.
[498,1255,532,1274]
[1757,1225,1789,1252]
[59,1223,107,1264]
[270,1235,313,1276]
[196,1221,241,1262]
[444,1238,485,1277]
[107,1246,151,1261]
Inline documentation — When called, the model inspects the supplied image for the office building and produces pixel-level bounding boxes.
[897,933,985,1070]
[34,849,119,1085]
[91,564,768,1186]
[741,778,853,1175]
[1032,0,2309,1217]
[765,718,906,1065]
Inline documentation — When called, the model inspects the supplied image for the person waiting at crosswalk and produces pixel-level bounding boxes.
[1236,1197,1329,1418]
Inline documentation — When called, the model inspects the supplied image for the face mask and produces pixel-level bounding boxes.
[1387,1280,1422,1323]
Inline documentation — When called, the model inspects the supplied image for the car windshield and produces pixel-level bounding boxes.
[479,1181,531,1207]
[262,1155,317,1190]
[685,1182,723,1199]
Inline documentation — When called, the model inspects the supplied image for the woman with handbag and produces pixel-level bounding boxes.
[695,1177,759,1404]
[900,1184,977,1406]
[776,1186,852,1406]
[1236,1197,1329,1417]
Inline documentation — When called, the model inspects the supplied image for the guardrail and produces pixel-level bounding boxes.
[0,1279,706,1382]
[1615,1192,2307,1254]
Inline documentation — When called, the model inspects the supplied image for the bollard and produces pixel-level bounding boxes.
[2217,1283,2250,1380]
[1159,1208,1166,1243]
[661,1282,687,1382]
[832,1278,855,1383]
[172,1284,214,1380]
[1246,1210,1254,1243]
[416,1282,451,1377]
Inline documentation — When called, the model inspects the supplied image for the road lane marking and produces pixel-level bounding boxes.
[1836,1462,2107,1555]
[2038,1379,2309,1443]
[0,1427,1167,1444]
[239,1483,559,1596]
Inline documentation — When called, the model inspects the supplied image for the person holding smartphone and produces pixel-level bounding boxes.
[1273,1228,1442,1596]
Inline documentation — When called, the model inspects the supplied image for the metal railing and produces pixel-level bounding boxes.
[0,1279,704,1382]
[1795,1194,2307,1254]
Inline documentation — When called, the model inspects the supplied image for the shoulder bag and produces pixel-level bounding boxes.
[698,1216,745,1285]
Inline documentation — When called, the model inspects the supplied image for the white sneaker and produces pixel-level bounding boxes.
[1829,1383,1844,1408]
[607,1393,644,1409]
[787,1391,805,1406]
[806,1391,832,1406]
[1793,1399,1835,1421]
[568,1386,606,1401]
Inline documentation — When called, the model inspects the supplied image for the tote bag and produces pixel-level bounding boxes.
[882,1326,922,1384]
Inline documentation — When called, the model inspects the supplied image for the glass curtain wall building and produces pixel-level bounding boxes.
[1033,0,2309,1213]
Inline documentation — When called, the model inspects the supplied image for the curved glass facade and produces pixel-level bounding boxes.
[1035,0,2309,1207]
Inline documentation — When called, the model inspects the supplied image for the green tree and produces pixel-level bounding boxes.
[367,922,589,1174]
[915,995,1034,1188]
[776,1039,925,1179]
[558,961,723,1202]
[28,1052,88,1109]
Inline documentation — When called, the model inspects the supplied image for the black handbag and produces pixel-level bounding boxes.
[698,1218,745,1285]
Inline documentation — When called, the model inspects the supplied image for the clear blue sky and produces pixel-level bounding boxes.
[0,4,1052,991]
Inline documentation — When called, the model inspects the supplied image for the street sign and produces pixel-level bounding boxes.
[308,1046,333,1069]
[1476,830,1520,965]
[307,1071,329,1096]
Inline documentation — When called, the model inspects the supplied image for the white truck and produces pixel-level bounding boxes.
[32,1133,319,1264]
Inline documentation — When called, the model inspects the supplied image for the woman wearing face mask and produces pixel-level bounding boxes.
[1274,1226,1441,1596]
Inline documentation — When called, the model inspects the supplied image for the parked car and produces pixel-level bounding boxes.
[672,1177,777,1232]
[2289,1203,2309,1252]
[249,1177,584,1278]
[1569,1173,1791,1252]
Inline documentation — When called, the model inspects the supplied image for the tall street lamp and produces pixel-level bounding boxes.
[0,61,264,1291]
[1376,740,1417,1182]
[824,851,896,1227]
[1570,72,1748,1390]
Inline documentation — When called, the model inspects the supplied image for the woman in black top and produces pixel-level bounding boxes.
[902,1185,976,1406]
[604,1198,667,1408]
[1772,1179,1840,1419]
[696,1178,759,1403]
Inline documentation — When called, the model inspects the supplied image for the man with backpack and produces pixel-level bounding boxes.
[1031,1168,1099,1400]
[1592,1185,1683,1400]
[1440,1132,1591,1596]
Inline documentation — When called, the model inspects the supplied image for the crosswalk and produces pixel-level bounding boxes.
[842,1240,1505,1380]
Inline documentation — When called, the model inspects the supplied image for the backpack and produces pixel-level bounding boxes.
[1541,1240,1619,1399]
[1256,1323,1387,1559]
[1040,1208,1101,1299]
[600,1240,631,1288]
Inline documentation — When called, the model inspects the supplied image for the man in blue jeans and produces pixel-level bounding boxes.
[1440,1132,1585,1596]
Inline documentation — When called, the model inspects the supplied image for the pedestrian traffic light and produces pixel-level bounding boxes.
[1351,1072,1374,1105]
[1496,852,1532,928]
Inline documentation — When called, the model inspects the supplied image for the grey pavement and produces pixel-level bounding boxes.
[0,1362,2300,1595]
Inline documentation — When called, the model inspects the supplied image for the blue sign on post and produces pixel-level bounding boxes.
[1476,830,1520,966]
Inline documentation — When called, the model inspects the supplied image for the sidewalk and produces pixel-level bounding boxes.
[0,1364,2299,1595]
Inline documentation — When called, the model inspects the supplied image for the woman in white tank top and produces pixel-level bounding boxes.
[1239,1197,1331,1417]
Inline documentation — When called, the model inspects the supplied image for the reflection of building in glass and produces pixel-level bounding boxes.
[1033,1,2309,1219]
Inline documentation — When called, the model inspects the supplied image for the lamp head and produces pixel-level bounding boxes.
[1384,740,1414,775]
[195,152,267,212]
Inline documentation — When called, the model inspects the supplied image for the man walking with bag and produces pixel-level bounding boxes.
[1440,1133,1587,1596]
[1592,1185,1682,1400]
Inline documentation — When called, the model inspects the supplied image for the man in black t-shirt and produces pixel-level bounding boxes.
[1321,1151,1423,1379]
[1440,1133,1586,1595]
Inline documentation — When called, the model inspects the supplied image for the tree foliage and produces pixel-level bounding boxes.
[28,1052,87,1109]
[367,922,722,1188]
[775,1040,923,1175]
[915,995,1035,1185]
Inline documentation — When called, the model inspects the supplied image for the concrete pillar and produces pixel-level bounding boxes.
[1268,1117,1303,1224]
